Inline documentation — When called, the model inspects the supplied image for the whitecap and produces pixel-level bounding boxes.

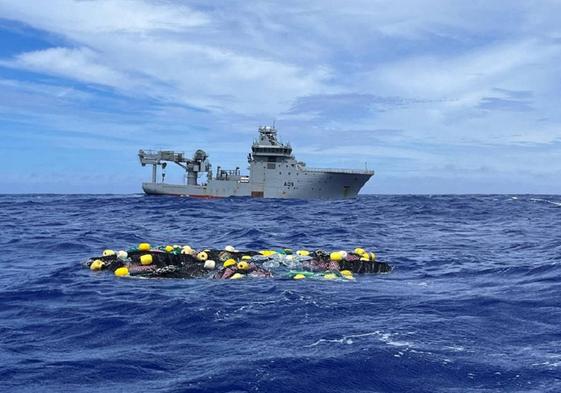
[306,330,412,348]
[530,198,561,207]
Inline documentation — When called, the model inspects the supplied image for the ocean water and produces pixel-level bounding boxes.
[1,194,560,393]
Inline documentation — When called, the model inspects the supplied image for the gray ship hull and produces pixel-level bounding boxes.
[143,168,372,199]
[142,181,251,198]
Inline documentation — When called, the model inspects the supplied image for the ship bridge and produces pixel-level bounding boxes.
[250,126,293,159]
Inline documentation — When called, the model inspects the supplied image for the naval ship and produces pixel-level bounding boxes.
[138,126,374,199]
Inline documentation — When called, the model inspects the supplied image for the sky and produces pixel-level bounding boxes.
[0,0,560,194]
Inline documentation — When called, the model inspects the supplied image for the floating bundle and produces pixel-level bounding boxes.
[85,244,391,280]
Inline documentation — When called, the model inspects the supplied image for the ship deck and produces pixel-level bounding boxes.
[304,167,374,175]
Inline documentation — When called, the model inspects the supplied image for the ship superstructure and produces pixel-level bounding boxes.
[139,126,373,199]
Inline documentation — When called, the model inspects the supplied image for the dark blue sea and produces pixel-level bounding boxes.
[1,194,560,392]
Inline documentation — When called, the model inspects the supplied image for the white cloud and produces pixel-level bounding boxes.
[367,39,559,99]
[0,0,208,34]
[0,0,330,114]
[7,47,131,88]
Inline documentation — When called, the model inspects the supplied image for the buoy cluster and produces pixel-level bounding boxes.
[85,244,391,280]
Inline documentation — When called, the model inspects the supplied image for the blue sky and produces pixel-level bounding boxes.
[1,0,560,194]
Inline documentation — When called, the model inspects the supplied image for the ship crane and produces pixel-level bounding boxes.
[138,149,211,185]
